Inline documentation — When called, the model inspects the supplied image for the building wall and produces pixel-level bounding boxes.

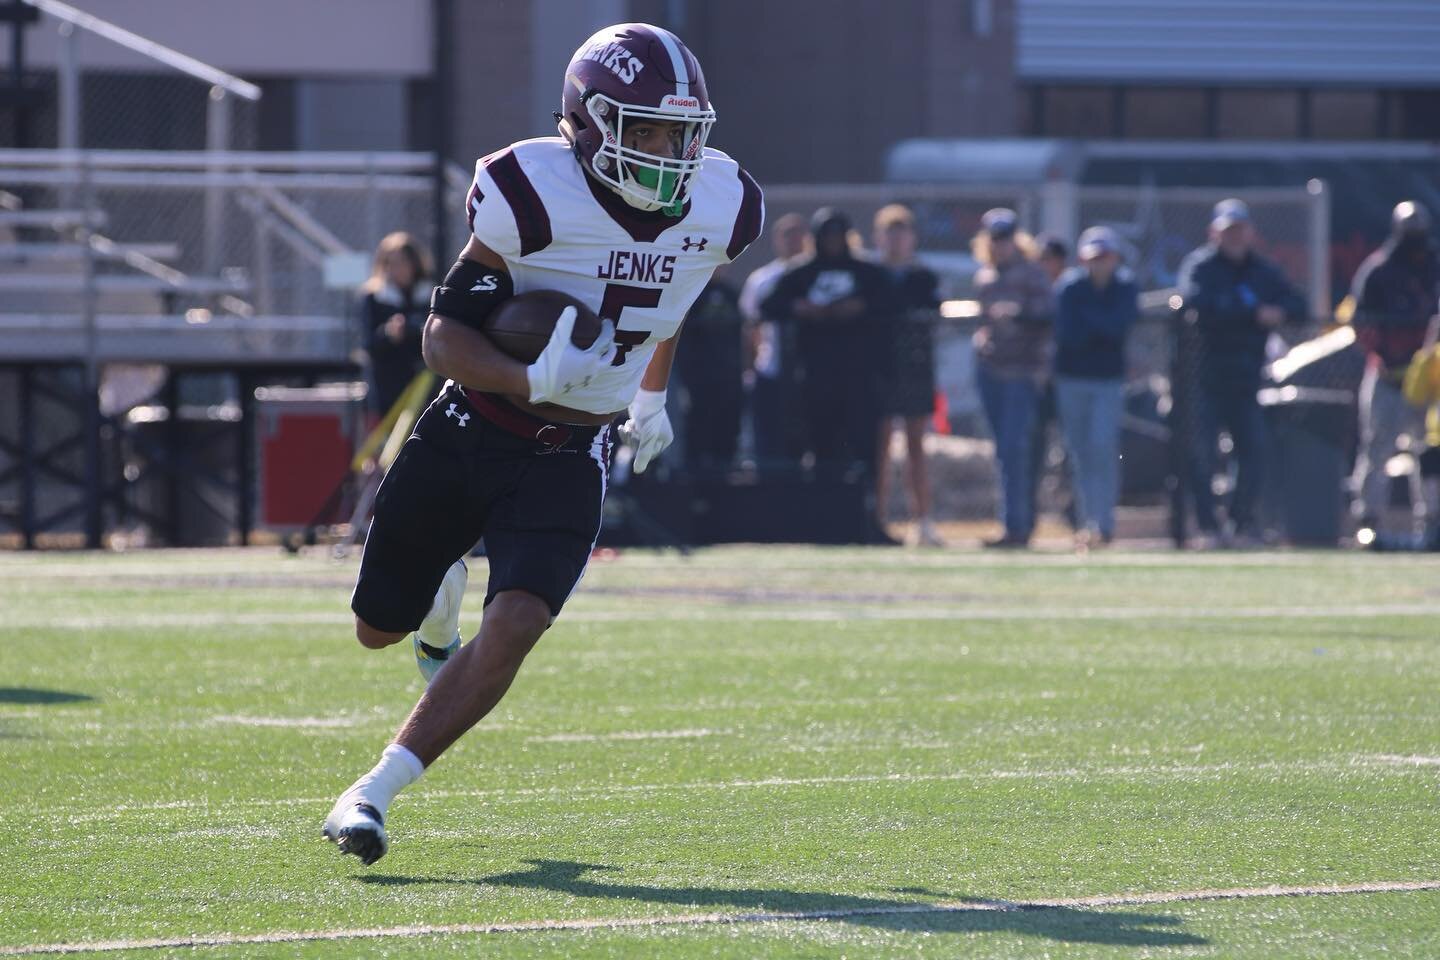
[12,1,1439,170]
[628,0,1020,183]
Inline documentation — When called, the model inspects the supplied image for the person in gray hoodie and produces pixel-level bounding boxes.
[972,208,1055,547]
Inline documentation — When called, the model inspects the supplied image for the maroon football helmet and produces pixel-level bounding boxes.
[557,23,716,214]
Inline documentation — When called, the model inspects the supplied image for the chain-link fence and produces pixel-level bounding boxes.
[1,2,261,154]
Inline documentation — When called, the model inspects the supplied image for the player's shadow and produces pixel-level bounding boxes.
[0,687,94,705]
[362,859,1207,948]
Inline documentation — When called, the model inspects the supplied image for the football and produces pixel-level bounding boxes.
[484,290,604,363]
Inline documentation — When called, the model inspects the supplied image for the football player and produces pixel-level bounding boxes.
[323,23,763,864]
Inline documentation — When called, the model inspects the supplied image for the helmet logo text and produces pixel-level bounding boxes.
[582,42,645,85]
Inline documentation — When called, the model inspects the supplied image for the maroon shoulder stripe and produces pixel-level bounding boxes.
[726,167,764,261]
[484,149,553,257]
[466,179,483,233]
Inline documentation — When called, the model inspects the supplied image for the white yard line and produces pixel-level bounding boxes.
[35,755,1430,822]
[1369,754,1440,767]
[526,728,727,743]
[208,715,355,729]
[9,602,1440,631]
[3,879,1437,955]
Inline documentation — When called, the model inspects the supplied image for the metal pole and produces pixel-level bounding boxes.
[204,85,230,280]
[1306,178,1332,323]
[79,147,102,547]
[429,0,453,273]
[56,20,79,149]
[252,211,272,315]
[55,19,80,212]
[9,0,30,146]
[364,153,381,251]
[19,364,35,549]
[237,372,253,546]
[163,372,181,545]
[1040,179,1078,246]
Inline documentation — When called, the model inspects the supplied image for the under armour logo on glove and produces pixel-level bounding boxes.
[445,403,470,427]
[682,237,708,252]
[560,375,595,395]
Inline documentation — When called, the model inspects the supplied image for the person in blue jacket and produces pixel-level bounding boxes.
[1176,199,1306,546]
[1053,226,1138,549]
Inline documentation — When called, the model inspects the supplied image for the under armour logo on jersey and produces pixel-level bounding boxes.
[445,403,470,427]
[681,237,708,252]
[469,275,499,293]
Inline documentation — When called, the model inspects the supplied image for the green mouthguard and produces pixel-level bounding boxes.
[633,166,683,216]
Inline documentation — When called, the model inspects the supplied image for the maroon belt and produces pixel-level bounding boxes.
[462,388,575,447]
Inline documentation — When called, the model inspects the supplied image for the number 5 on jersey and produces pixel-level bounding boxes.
[600,282,660,366]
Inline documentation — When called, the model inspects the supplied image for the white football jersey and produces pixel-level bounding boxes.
[466,137,764,415]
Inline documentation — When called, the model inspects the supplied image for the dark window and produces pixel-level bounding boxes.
[1396,90,1440,139]
[1124,88,1209,139]
[1216,89,1301,140]
[1040,86,1114,138]
[1308,90,1381,140]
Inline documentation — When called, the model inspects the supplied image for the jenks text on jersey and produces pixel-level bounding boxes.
[597,250,677,284]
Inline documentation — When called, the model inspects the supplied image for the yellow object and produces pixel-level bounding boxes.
[1333,294,1355,326]
[351,370,436,472]
[1402,342,1440,449]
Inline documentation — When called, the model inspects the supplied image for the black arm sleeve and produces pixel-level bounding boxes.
[430,257,515,332]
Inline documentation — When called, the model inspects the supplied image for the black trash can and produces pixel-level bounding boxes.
[1259,385,1355,546]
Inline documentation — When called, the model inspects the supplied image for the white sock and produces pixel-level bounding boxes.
[344,743,425,817]
[415,561,465,651]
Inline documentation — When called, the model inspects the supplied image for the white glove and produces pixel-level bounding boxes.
[526,307,616,405]
[620,387,673,473]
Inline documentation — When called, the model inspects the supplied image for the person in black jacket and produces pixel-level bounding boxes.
[871,204,944,546]
[761,208,890,486]
[1176,199,1307,545]
[358,232,434,419]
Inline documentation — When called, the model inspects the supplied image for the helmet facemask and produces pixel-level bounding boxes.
[582,91,714,216]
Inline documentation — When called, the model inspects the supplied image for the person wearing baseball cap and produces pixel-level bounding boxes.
[971,208,1054,548]
[1177,198,1307,548]
[1051,226,1138,550]
[1210,198,1251,232]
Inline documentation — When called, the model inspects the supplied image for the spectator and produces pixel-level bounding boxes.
[871,204,943,547]
[675,275,745,473]
[1399,312,1440,549]
[358,231,433,419]
[1037,233,1070,285]
[739,212,809,467]
[1177,199,1306,547]
[1052,226,1139,550]
[1030,232,1072,529]
[1349,201,1439,536]
[761,208,889,496]
[971,208,1054,548]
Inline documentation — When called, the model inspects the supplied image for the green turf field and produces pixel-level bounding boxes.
[2,545,1438,958]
